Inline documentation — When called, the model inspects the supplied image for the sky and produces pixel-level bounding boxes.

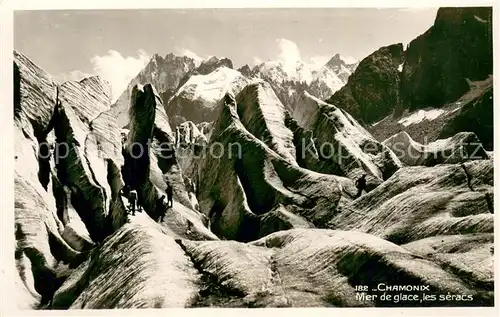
[14,8,439,100]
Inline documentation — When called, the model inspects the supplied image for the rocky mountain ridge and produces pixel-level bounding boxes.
[111,50,357,130]
[238,54,358,112]
[112,53,198,128]
[326,7,493,150]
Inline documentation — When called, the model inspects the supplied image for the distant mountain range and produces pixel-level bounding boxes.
[111,50,358,128]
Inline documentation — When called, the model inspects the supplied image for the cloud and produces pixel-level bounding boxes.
[55,70,94,83]
[252,57,263,66]
[90,49,150,102]
[276,39,332,71]
[257,38,359,74]
[256,39,333,72]
[250,38,336,82]
[276,38,303,75]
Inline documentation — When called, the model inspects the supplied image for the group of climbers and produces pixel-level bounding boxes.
[155,182,174,222]
[156,182,174,222]
[119,182,174,221]
[118,169,369,231]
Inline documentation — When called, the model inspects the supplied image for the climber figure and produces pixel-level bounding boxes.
[120,185,132,217]
[355,174,367,198]
[166,182,174,208]
[120,185,130,198]
[186,219,194,236]
[156,195,167,223]
[128,189,138,216]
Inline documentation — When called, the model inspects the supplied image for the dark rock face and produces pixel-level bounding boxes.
[326,44,404,124]
[326,7,492,127]
[237,64,253,77]
[439,85,493,150]
[159,88,176,109]
[368,76,493,151]
[401,7,493,110]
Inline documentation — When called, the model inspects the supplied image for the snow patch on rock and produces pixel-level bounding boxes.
[474,15,487,23]
[398,109,446,126]
[398,62,404,72]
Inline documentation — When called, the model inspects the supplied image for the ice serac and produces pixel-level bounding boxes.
[14,50,81,308]
[14,51,56,135]
[326,44,404,124]
[328,161,494,247]
[54,75,124,242]
[178,228,491,307]
[166,66,253,127]
[52,217,201,308]
[123,84,177,210]
[196,93,343,241]
[172,121,219,211]
[236,82,298,165]
[51,223,493,308]
[122,84,214,238]
[174,121,208,198]
[111,53,198,128]
[402,233,493,292]
[295,92,402,184]
[12,7,495,308]
[196,121,214,138]
[382,131,489,166]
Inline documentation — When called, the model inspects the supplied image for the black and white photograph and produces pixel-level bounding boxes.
[2,0,497,313]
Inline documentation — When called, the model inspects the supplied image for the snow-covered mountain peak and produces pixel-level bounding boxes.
[253,59,315,84]
[174,66,251,107]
